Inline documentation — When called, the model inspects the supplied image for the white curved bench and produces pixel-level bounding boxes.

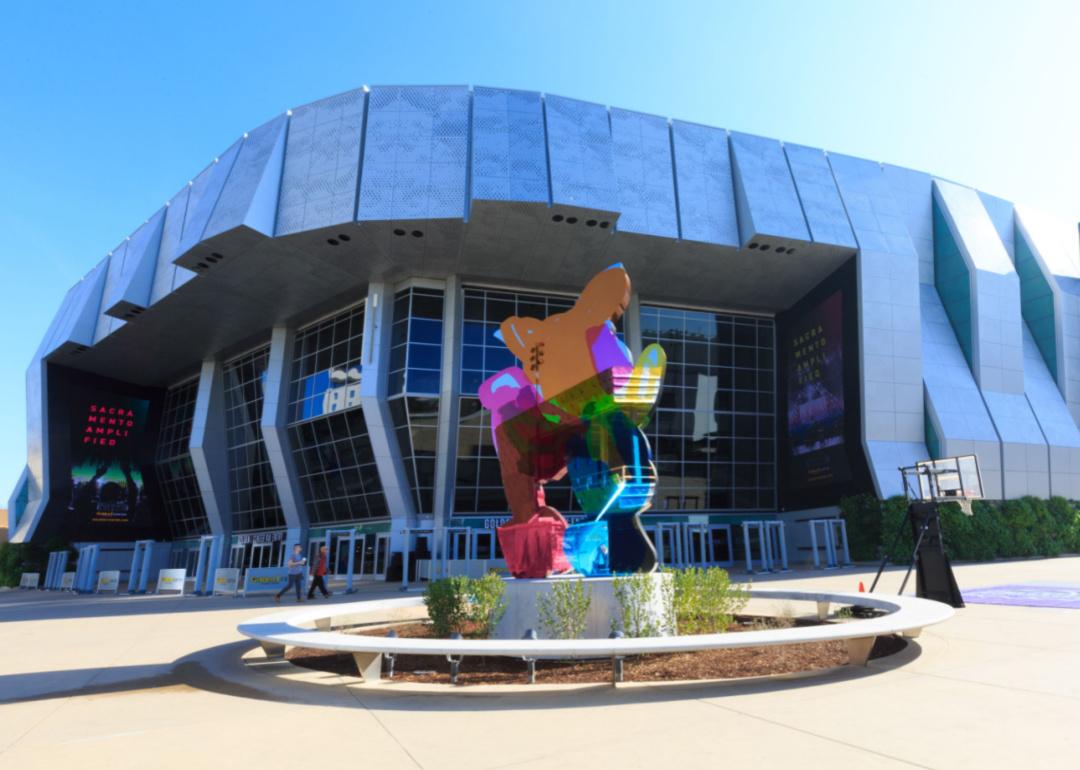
[237,589,953,683]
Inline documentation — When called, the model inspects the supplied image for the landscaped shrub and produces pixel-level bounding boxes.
[1047,496,1080,553]
[537,578,592,639]
[423,572,507,638]
[669,566,747,635]
[0,540,70,587]
[468,571,507,638]
[612,572,665,637]
[838,493,1080,564]
[424,575,472,638]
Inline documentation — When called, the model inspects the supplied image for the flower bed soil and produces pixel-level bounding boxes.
[284,617,907,685]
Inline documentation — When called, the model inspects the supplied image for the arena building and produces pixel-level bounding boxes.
[8,84,1080,581]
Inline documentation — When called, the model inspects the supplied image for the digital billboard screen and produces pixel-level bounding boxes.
[67,389,153,530]
[785,289,851,489]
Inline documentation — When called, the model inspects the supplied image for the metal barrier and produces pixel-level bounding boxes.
[741,520,788,573]
[809,518,852,569]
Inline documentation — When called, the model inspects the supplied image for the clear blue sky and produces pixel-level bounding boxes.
[2,0,1079,501]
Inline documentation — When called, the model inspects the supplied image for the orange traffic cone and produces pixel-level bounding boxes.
[858,581,866,593]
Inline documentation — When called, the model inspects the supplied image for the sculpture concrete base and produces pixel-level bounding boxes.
[492,573,672,640]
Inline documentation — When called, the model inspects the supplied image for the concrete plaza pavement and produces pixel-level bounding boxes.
[2,557,1079,769]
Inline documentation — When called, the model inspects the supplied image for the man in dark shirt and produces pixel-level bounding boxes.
[307,545,330,599]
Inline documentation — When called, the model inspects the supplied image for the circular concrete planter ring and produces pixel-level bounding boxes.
[237,588,953,683]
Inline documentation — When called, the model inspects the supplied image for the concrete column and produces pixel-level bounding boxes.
[261,325,309,545]
[189,359,232,538]
[432,275,462,559]
[359,282,417,552]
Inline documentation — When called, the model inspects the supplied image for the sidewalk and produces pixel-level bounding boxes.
[2,557,1078,769]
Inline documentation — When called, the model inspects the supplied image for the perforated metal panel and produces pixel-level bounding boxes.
[471,86,548,203]
[670,121,738,247]
[150,186,196,305]
[729,132,809,244]
[37,257,111,359]
[358,86,470,221]
[544,94,617,212]
[205,114,288,239]
[104,207,166,318]
[610,108,677,238]
[176,139,243,258]
[93,244,128,342]
[276,89,367,236]
[783,143,855,249]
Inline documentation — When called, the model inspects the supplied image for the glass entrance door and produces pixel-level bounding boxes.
[707,524,733,566]
[657,523,685,567]
[229,544,245,570]
[373,533,390,578]
[329,532,352,576]
[686,524,709,566]
[307,538,326,576]
[249,542,273,569]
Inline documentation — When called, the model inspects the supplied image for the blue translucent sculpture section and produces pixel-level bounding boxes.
[562,520,610,577]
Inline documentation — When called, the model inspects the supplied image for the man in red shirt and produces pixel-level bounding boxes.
[307,545,330,599]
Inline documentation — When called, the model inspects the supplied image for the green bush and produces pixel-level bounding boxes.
[468,571,507,638]
[669,566,747,635]
[422,572,507,639]
[839,493,1080,564]
[0,540,70,587]
[612,572,666,637]
[424,575,471,638]
[537,578,592,639]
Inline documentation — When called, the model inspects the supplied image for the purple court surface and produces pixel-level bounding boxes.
[961,583,1080,609]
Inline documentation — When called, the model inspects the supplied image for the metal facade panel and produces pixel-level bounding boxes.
[205,114,289,240]
[470,86,548,204]
[920,285,999,442]
[176,138,243,258]
[670,121,739,246]
[37,257,110,359]
[1015,227,1058,381]
[544,94,617,212]
[261,326,308,537]
[1023,324,1080,445]
[150,186,196,304]
[783,143,855,249]
[979,191,1016,263]
[357,86,470,221]
[920,284,1003,497]
[882,164,935,285]
[1015,205,1080,426]
[93,243,129,343]
[934,180,1025,395]
[276,88,367,236]
[933,199,974,367]
[729,131,809,243]
[105,207,166,315]
[1026,314,1080,498]
[828,152,925,497]
[610,108,677,238]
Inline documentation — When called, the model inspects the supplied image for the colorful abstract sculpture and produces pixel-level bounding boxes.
[478,264,666,578]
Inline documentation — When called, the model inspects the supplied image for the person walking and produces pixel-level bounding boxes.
[275,544,306,603]
[307,545,330,599]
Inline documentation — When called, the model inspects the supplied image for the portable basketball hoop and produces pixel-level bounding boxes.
[868,454,982,608]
